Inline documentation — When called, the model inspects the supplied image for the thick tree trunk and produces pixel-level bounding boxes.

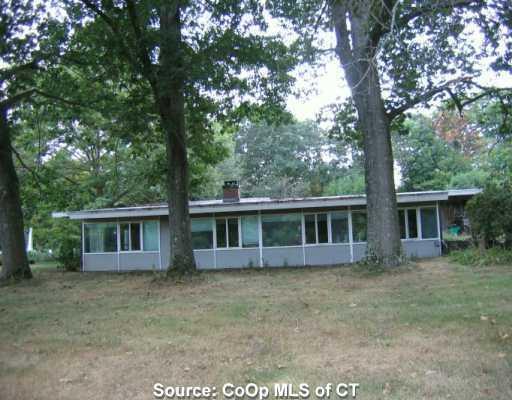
[158,4,196,274]
[332,3,402,266]
[353,68,402,266]
[0,107,32,281]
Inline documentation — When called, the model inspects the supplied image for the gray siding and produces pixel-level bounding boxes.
[403,239,441,258]
[216,248,260,269]
[305,244,351,265]
[262,247,303,267]
[83,254,117,271]
[353,243,367,262]
[119,252,160,271]
[194,250,215,269]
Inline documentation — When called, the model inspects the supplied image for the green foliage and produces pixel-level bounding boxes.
[49,220,81,271]
[450,247,512,267]
[449,170,489,190]
[466,184,512,247]
[324,167,365,195]
[234,121,340,197]
[394,115,472,191]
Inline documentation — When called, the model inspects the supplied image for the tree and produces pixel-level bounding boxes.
[0,0,64,281]
[235,121,337,197]
[270,0,509,266]
[72,0,296,274]
[394,114,472,191]
[467,183,512,249]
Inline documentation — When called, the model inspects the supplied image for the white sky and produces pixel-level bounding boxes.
[285,22,512,122]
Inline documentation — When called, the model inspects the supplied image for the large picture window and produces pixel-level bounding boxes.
[352,211,367,242]
[192,219,213,249]
[216,217,240,248]
[304,213,329,244]
[262,214,302,247]
[241,215,259,248]
[84,223,117,253]
[421,208,438,239]
[331,211,349,243]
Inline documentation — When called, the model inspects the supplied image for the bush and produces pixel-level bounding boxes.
[449,247,512,266]
[49,220,81,271]
[466,184,512,248]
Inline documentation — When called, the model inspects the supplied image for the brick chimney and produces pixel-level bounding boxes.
[223,180,240,203]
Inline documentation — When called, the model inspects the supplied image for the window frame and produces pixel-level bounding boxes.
[351,210,367,244]
[119,222,143,253]
[398,207,421,241]
[303,212,331,246]
[83,220,160,254]
[240,214,260,249]
[419,206,439,239]
[83,222,119,254]
[214,216,242,250]
[191,217,214,251]
[261,212,303,248]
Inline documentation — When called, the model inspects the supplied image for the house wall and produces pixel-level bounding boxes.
[81,203,442,271]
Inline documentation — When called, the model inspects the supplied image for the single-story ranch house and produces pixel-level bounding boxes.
[54,183,480,272]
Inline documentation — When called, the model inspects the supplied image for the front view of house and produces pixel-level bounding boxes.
[55,184,480,272]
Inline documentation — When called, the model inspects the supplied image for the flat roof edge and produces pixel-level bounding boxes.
[57,189,476,220]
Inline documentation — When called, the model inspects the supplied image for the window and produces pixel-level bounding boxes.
[398,209,418,239]
[305,214,316,244]
[352,211,367,242]
[262,213,302,247]
[241,215,259,248]
[191,219,213,249]
[304,213,328,245]
[216,218,240,248]
[84,223,117,253]
[317,214,328,243]
[143,221,159,251]
[399,210,406,239]
[421,208,438,239]
[331,211,349,243]
[407,209,418,238]
[120,223,141,251]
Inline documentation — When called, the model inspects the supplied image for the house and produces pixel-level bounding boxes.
[54,182,480,272]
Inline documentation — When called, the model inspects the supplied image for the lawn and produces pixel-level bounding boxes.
[1,259,511,400]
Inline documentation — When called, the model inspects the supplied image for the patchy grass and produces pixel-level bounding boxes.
[0,259,511,399]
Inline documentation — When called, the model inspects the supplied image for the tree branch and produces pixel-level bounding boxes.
[0,60,39,83]
[0,89,37,109]
[396,0,484,28]
[387,77,472,120]
[124,0,158,91]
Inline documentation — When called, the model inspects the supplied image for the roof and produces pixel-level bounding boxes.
[53,188,481,221]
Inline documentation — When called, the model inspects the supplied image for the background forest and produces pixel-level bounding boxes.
[16,96,511,257]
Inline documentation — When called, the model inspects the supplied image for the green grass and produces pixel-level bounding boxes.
[0,258,511,399]
[450,247,512,266]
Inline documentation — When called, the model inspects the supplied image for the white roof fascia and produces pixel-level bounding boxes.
[63,191,451,220]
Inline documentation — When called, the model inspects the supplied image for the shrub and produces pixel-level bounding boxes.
[466,184,512,248]
[49,220,81,271]
[450,247,512,266]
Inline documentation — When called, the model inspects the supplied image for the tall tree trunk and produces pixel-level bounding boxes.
[0,107,32,281]
[332,2,402,266]
[158,3,196,274]
[353,68,402,265]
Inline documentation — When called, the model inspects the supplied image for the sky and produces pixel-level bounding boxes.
[285,21,512,122]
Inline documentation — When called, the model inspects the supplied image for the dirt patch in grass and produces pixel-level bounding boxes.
[1,259,511,399]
